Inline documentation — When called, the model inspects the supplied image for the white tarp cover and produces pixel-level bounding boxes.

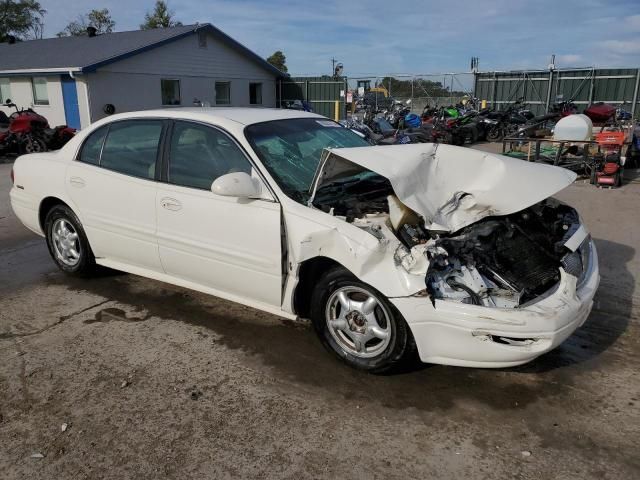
[310,143,576,232]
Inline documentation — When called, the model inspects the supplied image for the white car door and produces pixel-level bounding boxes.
[156,120,283,307]
[65,119,165,272]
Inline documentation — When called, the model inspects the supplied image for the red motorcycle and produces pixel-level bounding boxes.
[551,100,619,126]
[0,101,75,155]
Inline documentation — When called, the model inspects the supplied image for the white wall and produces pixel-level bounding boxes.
[75,76,91,129]
[86,32,278,122]
[0,76,69,128]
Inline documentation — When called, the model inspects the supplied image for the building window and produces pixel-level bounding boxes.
[31,77,49,105]
[198,31,207,48]
[0,78,10,103]
[249,83,262,105]
[161,79,181,106]
[215,81,231,105]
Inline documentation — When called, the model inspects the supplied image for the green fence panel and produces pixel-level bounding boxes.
[475,68,640,118]
[278,76,347,120]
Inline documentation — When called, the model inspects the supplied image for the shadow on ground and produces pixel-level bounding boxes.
[39,237,634,414]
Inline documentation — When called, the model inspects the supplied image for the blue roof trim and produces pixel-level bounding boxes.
[81,24,287,78]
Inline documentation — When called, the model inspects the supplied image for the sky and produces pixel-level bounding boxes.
[38,0,640,77]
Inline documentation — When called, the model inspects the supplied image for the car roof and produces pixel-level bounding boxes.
[99,107,325,127]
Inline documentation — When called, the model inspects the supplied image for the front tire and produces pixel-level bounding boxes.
[310,267,415,373]
[44,205,97,276]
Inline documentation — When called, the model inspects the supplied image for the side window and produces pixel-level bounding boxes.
[168,121,251,190]
[100,121,163,179]
[78,126,108,165]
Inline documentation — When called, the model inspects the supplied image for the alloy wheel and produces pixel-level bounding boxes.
[51,218,81,267]
[325,286,392,359]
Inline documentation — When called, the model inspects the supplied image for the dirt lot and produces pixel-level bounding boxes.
[1,157,639,479]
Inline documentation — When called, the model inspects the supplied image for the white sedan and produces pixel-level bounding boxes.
[9,108,599,372]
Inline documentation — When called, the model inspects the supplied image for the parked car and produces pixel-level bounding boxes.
[9,108,599,372]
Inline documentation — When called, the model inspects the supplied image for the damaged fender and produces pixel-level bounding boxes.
[282,207,428,307]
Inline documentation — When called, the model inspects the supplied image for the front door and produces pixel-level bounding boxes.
[61,75,81,129]
[66,119,165,272]
[156,121,282,307]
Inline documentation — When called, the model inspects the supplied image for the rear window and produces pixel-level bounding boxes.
[97,121,163,179]
[79,126,108,165]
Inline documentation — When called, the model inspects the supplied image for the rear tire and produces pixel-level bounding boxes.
[20,135,47,154]
[310,267,415,373]
[44,204,97,276]
[486,126,503,142]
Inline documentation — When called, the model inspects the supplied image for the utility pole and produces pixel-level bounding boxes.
[331,58,337,77]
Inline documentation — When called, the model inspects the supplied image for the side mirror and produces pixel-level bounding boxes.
[211,171,262,198]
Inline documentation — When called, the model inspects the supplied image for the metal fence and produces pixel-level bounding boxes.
[278,73,475,119]
[278,69,640,120]
[474,68,640,118]
[278,76,348,120]
[347,73,474,114]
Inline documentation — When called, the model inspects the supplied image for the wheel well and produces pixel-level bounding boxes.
[39,197,70,232]
[293,256,345,319]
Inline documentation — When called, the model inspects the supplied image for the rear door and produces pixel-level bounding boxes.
[66,119,165,272]
[156,120,283,307]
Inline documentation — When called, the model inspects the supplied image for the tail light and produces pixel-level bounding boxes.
[10,168,14,185]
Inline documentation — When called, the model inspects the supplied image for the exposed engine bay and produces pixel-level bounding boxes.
[313,173,587,308]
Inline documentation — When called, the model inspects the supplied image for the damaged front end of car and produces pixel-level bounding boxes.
[305,143,598,365]
[397,198,591,309]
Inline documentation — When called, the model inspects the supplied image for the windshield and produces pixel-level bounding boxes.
[245,118,369,201]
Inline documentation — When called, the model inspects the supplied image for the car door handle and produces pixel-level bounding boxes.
[160,197,182,211]
[69,176,85,188]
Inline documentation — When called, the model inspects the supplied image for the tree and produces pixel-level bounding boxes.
[27,14,43,38]
[378,77,466,98]
[266,50,287,73]
[57,8,115,37]
[140,1,182,29]
[0,0,45,41]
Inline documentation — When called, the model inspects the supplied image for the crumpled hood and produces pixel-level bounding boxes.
[309,143,576,232]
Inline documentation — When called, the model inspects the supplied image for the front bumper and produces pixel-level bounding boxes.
[391,240,600,368]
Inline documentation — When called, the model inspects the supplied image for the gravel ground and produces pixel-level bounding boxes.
[0,157,638,479]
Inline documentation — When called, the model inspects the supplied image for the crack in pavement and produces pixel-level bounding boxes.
[0,299,111,341]
[12,338,32,409]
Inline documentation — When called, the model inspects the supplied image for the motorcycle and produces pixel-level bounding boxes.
[341,117,415,145]
[0,101,47,155]
[282,100,314,112]
[384,100,412,129]
[482,100,558,141]
[550,100,578,117]
[42,124,76,150]
[0,101,76,154]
